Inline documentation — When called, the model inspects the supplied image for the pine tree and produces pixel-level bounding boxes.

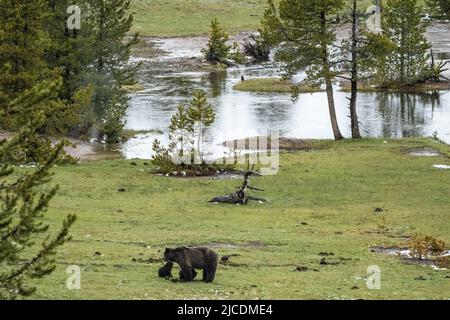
[168,104,194,163]
[0,116,76,300]
[347,0,362,139]
[153,91,216,168]
[0,79,77,165]
[81,0,140,143]
[0,0,56,128]
[335,0,386,138]
[202,19,231,64]
[383,0,431,85]
[44,0,95,138]
[152,104,193,169]
[0,0,86,137]
[45,0,84,101]
[187,91,215,163]
[335,0,366,139]
[261,0,344,140]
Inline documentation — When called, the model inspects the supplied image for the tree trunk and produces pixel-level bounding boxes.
[325,76,344,141]
[197,122,203,164]
[350,0,361,139]
[349,81,360,139]
[320,12,343,141]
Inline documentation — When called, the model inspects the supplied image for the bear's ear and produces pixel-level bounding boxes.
[164,248,171,254]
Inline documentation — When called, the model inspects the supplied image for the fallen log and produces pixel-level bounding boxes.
[209,169,267,204]
[210,190,247,205]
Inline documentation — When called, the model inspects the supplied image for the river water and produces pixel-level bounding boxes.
[121,24,450,160]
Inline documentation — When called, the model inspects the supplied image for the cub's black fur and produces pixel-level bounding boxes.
[158,262,174,278]
[164,247,218,282]
[158,261,198,281]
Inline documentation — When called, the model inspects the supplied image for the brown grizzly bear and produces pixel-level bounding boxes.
[163,247,218,282]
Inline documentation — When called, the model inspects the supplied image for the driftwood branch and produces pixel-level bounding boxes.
[209,169,267,205]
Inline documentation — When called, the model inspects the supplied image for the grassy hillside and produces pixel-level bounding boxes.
[131,0,271,36]
[16,138,450,299]
[130,0,426,37]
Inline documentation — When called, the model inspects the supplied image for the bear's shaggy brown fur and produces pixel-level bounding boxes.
[163,247,218,282]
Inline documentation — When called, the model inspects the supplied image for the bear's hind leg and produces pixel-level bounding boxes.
[179,266,194,282]
[203,259,218,283]
[180,268,197,281]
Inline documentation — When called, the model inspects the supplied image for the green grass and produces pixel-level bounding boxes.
[13,138,450,300]
[130,0,427,37]
[131,0,271,37]
[234,78,323,94]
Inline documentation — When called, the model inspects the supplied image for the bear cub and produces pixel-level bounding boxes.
[158,261,174,278]
[158,261,198,280]
[162,247,218,282]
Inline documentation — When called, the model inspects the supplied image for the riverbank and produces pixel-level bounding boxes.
[23,138,449,299]
[132,33,250,72]
[0,130,122,162]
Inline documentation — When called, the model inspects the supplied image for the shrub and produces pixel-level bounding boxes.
[377,215,392,233]
[435,256,450,268]
[243,34,271,62]
[408,234,447,259]
[151,139,176,173]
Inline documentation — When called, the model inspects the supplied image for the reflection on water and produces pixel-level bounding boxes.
[375,92,442,138]
[208,70,228,97]
[123,64,450,159]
